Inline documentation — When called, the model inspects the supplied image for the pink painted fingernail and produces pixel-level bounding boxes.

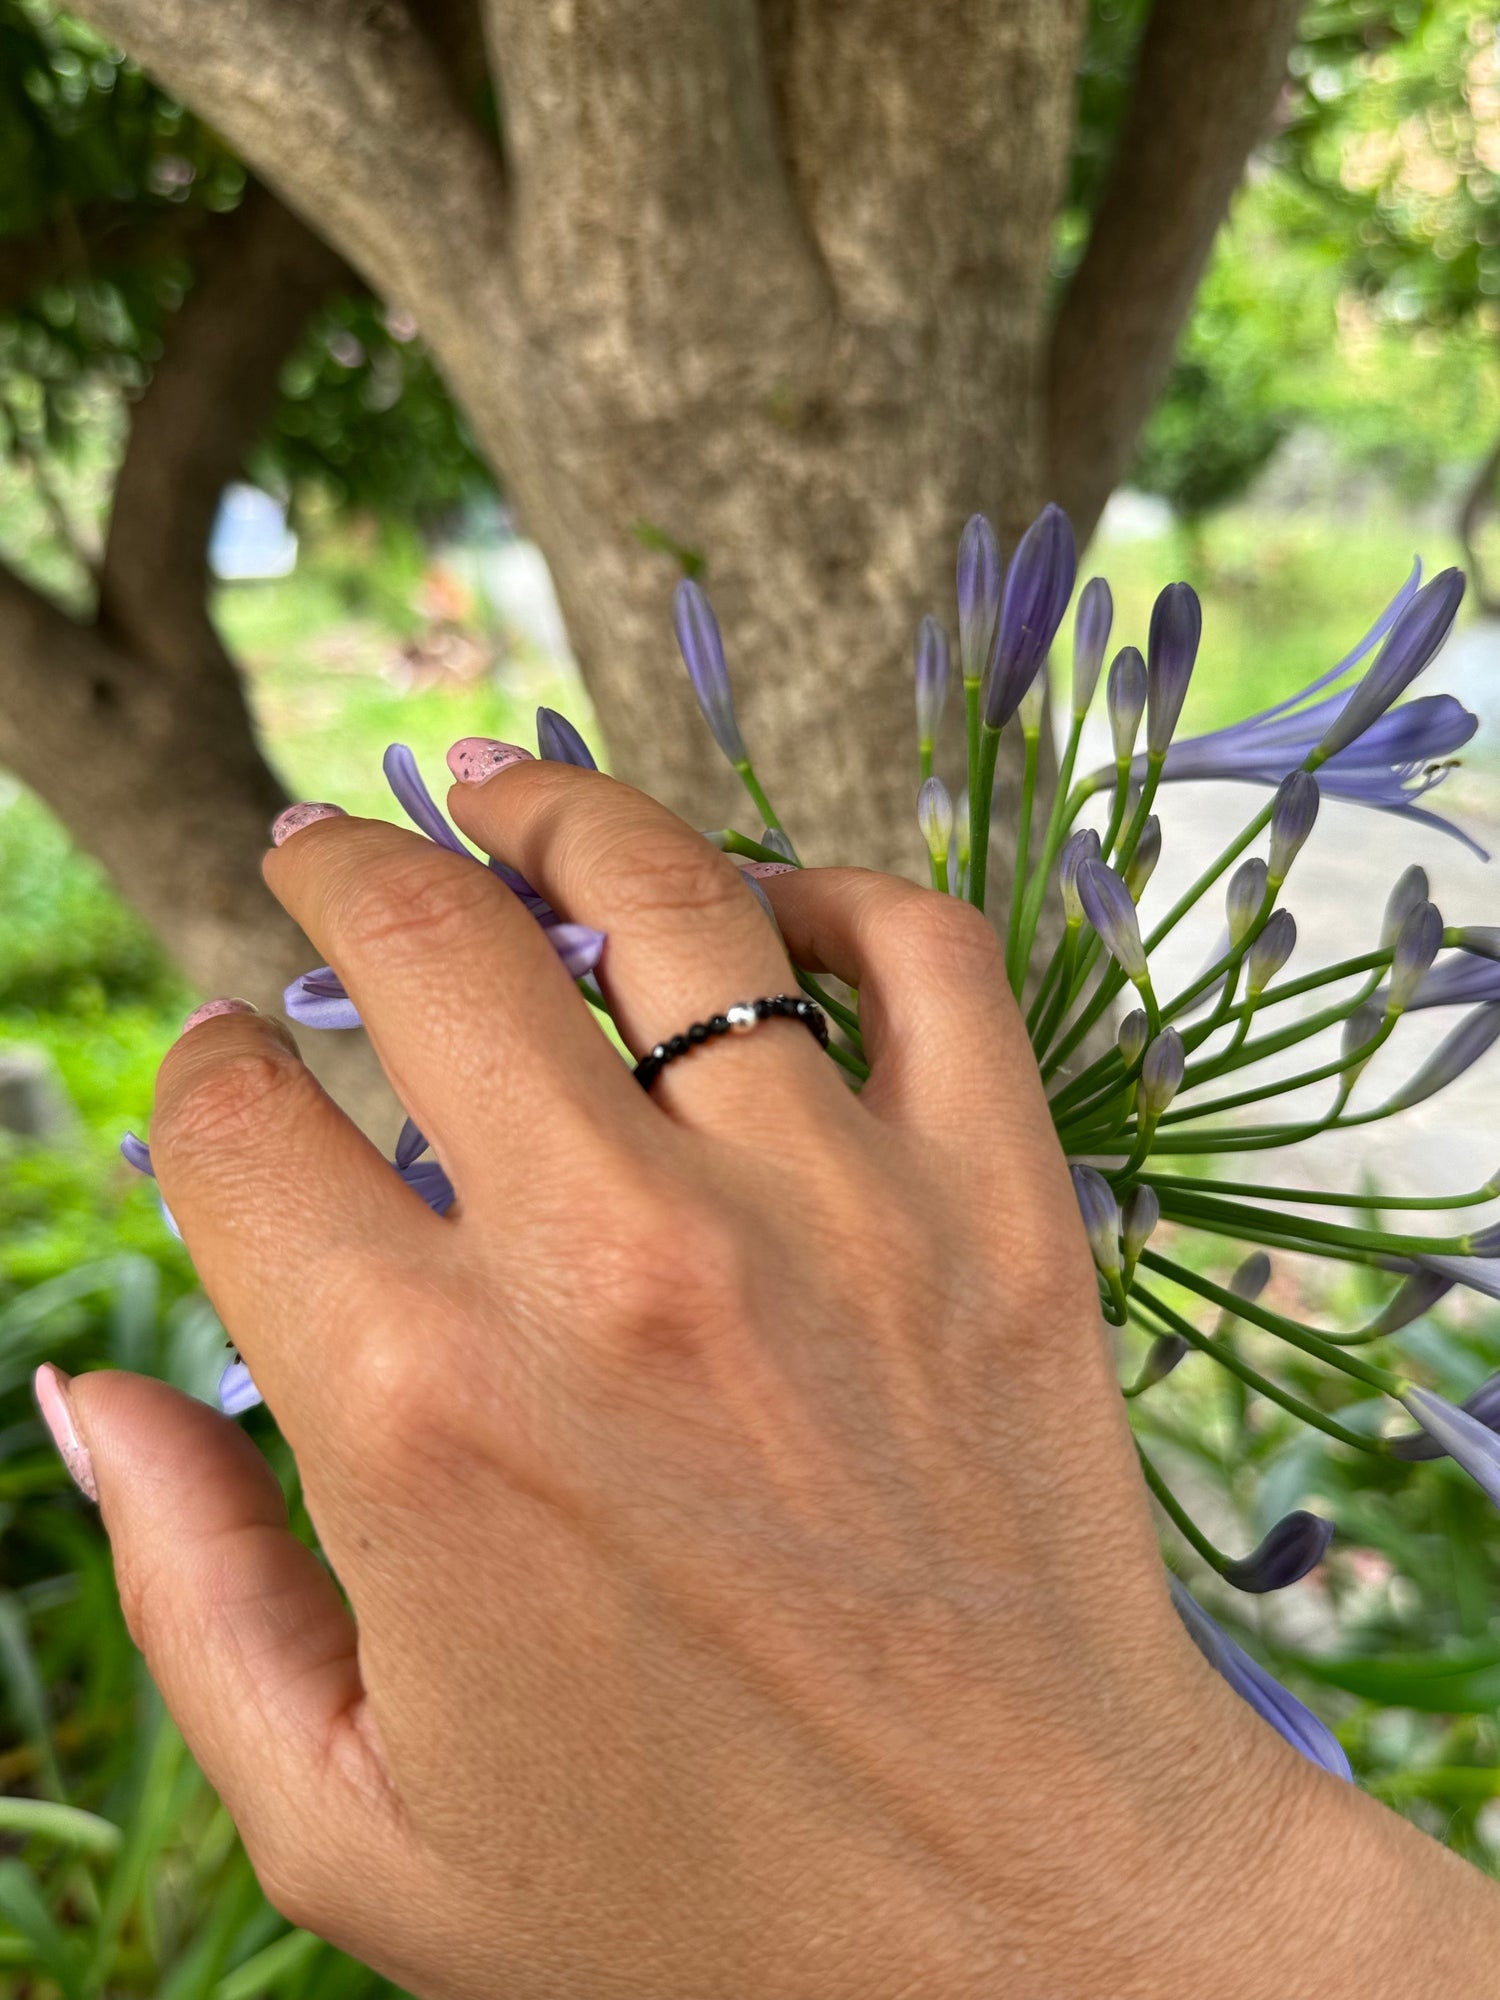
[447,738,534,784]
[271,802,346,846]
[34,1364,98,1502]
[183,997,259,1033]
[741,861,799,879]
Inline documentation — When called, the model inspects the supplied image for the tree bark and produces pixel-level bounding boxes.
[0,188,397,1134]
[1047,0,1305,541]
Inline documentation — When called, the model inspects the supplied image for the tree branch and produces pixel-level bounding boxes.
[1047,0,1304,544]
[74,0,515,372]
[0,201,206,316]
[98,182,348,676]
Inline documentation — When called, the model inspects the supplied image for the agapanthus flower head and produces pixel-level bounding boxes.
[1225,858,1268,946]
[536,706,598,769]
[673,579,747,763]
[1146,582,1201,757]
[1107,646,1148,763]
[956,514,1002,685]
[1077,859,1147,981]
[915,615,951,747]
[1072,576,1113,719]
[1123,816,1161,902]
[1222,1511,1335,1594]
[982,503,1076,729]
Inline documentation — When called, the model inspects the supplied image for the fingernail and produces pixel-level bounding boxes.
[741,861,799,879]
[34,1364,98,1502]
[271,802,346,847]
[183,997,258,1034]
[447,738,534,784]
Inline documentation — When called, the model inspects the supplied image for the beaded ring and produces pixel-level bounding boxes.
[633,993,830,1089]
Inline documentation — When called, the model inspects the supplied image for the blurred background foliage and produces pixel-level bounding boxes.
[2,0,1500,1991]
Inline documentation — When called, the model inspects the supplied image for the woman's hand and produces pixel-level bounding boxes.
[49,757,1500,1996]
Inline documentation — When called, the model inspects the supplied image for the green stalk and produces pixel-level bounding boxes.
[824,1039,871,1083]
[1141,1171,1500,1214]
[1004,723,1041,989]
[1135,1443,1230,1574]
[716,829,801,867]
[1153,1017,1394,1128]
[1143,799,1276,955]
[733,758,790,847]
[793,969,863,1048]
[966,720,1004,912]
[1149,1186,1481,1260]
[1011,736,1095,983]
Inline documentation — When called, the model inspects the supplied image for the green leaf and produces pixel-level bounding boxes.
[0,1858,87,2000]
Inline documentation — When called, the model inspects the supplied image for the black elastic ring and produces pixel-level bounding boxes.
[634,993,830,1089]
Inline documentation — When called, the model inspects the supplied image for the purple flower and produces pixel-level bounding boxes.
[1169,1575,1352,1780]
[673,580,747,763]
[1222,1511,1335,1594]
[1387,901,1444,1012]
[917,775,953,861]
[1121,1182,1160,1260]
[1117,1008,1149,1067]
[1059,826,1101,924]
[383,744,469,855]
[1107,646,1147,763]
[1146,582,1202,756]
[1314,568,1465,762]
[1406,1253,1500,1305]
[1137,1332,1186,1389]
[536,707,598,769]
[982,503,1076,729]
[120,1133,154,1177]
[1225,858,1267,945]
[1267,772,1319,883]
[1247,909,1296,994]
[1401,1386,1500,1509]
[1123,815,1161,901]
[1100,564,1483,852]
[1405,949,1500,1012]
[1139,1029,1184,1119]
[219,1359,262,1417]
[956,514,1003,685]
[285,966,362,1030]
[1072,576,1113,718]
[1383,1005,1500,1111]
[1077,859,1147,980]
[1391,1369,1500,1461]
[1070,1164,1121,1277]
[915,615,951,746]
[1381,865,1429,948]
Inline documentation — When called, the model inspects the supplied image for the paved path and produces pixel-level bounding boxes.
[1066,615,1500,1198]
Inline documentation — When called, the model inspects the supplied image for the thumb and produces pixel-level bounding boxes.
[35,1365,399,1920]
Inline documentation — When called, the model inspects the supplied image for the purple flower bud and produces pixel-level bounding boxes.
[1230,1251,1272,1302]
[1455,927,1500,964]
[1123,816,1161,902]
[1247,909,1297,994]
[982,504,1076,729]
[219,1357,264,1417]
[1072,576,1113,718]
[1387,900,1444,1012]
[956,514,1003,685]
[1077,859,1148,981]
[915,615,951,746]
[1222,1511,1335,1594]
[394,1117,428,1170]
[383,743,470,855]
[1059,826,1101,924]
[1071,1164,1121,1278]
[1107,646,1148,762]
[1268,772,1319,882]
[1315,568,1465,761]
[1363,1269,1455,1345]
[1381,865,1430,948]
[1169,1575,1351,1780]
[1402,1384,1500,1509]
[536,706,598,769]
[284,966,362,1030]
[1225,857,1268,946]
[1137,1332,1187,1389]
[1340,1002,1384,1087]
[1118,1008,1149,1067]
[1122,1182,1160,1261]
[760,827,797,860]
[1391,1366,1500,1460]
[1472,1222,1500,1257]
[400,1155,457,1216]
[121,1132,154,1178]
[1139,1028,1185,1120]
[546,922,609,980]
[673,580,747,763]
[1146,582,1202,757]
[1384,1004,1500,1112]
[917,775,953,862]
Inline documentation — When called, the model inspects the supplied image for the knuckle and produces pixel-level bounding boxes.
[881,889,1001,980]
[337,850,494,963]
[602,840,748,930]
[587,1192,751,1359]
[159,1048,311,1157]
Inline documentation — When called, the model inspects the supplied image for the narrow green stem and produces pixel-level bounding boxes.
[794,969,863,1048]
[1140,1172,1500,1214]
[1143,799,1275,954]
[824,1039,871,1082]
[716,829,801,867]
[966,721,1003,912]
[1135,1443,1229,1573]
[1150,1186,1479,1260]
[734,759,790,846]
[1005,727,1041,990]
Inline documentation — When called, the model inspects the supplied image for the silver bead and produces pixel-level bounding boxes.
[725,1002,757,1035]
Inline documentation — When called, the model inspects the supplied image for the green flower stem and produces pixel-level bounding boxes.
[717,829,801,867]
[964,676,983,867]
[919,739,934,786]
[1040,957,1128,1078]
[1110,753,1166,878]
[927,847,948,893]
[733,758,790,847]
[1139,1248,1402,1394]
[1004,724,1042,991]
[966,720,1004,912]
[1134,1442,1230,1574]
[1141,1171,1500,1213]
[1099,756,1133,863]
[1143,799,1276,955]
[1030,927,1081,1048]
[1130,1287,1387,1453]
[1149,1185,1480,1260]
[1153,1017,1394,1128]
[794,969,863,1048]
[1012,745,1095,983]
[824,1038,871,1083]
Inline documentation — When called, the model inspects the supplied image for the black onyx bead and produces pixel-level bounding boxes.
[688,1022,709,1045]
[753,997,772,1018]
[668,1035,688,1057]
[709,1015,729,1035]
